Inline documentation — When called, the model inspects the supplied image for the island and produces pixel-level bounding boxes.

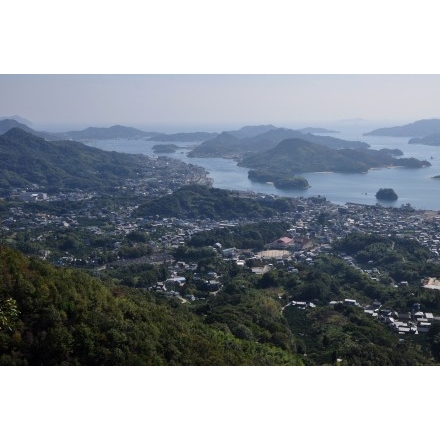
[248,169,310,190]
[60,124,159,140]
[364,119,440,137]
[152,144,178,153]
[376,188,398,201]
[188,125,370,159]
[237,138,430,174]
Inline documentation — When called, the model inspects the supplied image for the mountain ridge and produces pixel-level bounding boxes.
[237,137,431,173]
[0,128,149,193]
[363,119,440,137]
[189,126,370,158]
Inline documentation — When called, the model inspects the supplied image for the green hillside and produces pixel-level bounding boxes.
[239,138,368,172]
[0,128,147,193]
[238,138,430,173]
[0,245,303,365]
[1,225,439,365]
[134,184,299,219]
[189,127,370,158]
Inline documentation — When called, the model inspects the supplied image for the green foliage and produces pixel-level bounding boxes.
[239,138,429,174]
[333,232,434,284]
[134,185,299,220]
[283,305,432,365]
[0,128,148,194]
[173,246,217,262]
[103,263,169,289]
[0,245,303,365]
[188,221,291,251]
[275,176,310,189]
[248,169,309,189]
[0,297,19,331]
[189,127,370,159]
[239,138,366,173]
[201,280,298,352]
[376,188,398,201]
[152,144,178,153]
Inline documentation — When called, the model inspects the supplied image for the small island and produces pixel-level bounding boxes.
[275,177,310,190]
[248,169,310,190]
[152,144,178,154]
[376,188,398,201]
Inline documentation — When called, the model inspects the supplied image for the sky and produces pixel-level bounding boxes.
[2,74,440,132]
[2,1,440,133]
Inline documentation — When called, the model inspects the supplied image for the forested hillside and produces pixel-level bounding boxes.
[134,184,299,219]
[238,138,430,173]
[0,128,148,193]
[2,227,439,365]
[0,245,303,365]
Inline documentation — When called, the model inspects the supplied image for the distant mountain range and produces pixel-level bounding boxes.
[297,127,339,134]
[0,119,217,142]
[0,128,149,193]
[237,138,430,174]
[0,119,59,140]
[363,119,440,137]
[0,119,345,149]
[59,125,160,140]
[224,125,279,139]
[0,115,33,126]
[188,125,370,159]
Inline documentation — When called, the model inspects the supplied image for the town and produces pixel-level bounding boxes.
[2,165,440,340]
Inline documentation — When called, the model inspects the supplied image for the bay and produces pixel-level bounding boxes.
[86,127,440,211]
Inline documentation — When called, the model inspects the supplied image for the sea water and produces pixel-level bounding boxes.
[86,127,440,211]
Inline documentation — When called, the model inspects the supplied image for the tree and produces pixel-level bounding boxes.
[0,297,19,332]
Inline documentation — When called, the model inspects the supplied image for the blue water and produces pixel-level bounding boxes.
[86,127,440,211]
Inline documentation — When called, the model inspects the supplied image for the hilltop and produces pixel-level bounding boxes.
[364,119,440,137]
[237,138,430,174]
[0,118,58,140]
[133,184,300,219]
[59,125,159,140]
[224,124,278,139]
[0,118,38,135]
[188,125,370,158]
[0,128,151,193]
[239,138,367,173]
[0,120,163,141]
[0,115,33,126]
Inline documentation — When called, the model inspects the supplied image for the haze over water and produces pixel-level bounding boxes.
[87,123,440,212]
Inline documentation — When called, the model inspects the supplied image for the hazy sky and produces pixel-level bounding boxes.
[2,74,440,132]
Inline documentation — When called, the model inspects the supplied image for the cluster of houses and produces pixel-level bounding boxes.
[285,296,440,336]
[363,301,439,335]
